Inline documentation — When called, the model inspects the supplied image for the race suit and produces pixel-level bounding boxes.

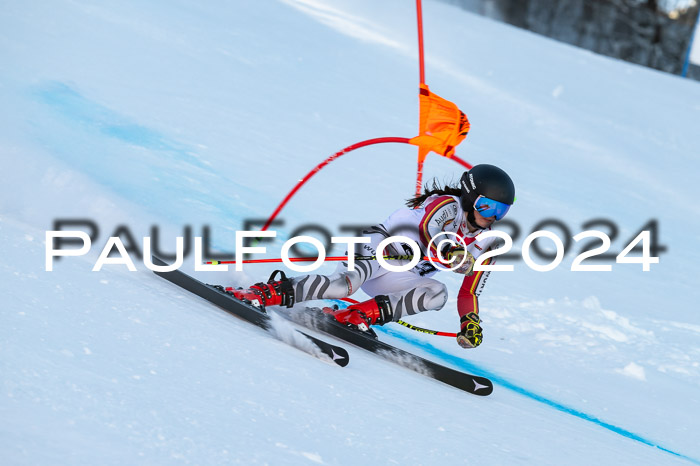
[290,194,499,323]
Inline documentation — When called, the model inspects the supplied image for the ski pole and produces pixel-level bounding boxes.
[396,320,457,337]
[205,254,443,265]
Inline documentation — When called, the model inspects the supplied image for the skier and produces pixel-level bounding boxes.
[231,164,515,349]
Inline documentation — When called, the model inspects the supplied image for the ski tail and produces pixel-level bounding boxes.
[151,256,349,367]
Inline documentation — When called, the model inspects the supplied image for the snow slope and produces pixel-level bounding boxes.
[2,0,700,464]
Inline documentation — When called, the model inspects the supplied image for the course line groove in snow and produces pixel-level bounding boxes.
[375,326,700,465]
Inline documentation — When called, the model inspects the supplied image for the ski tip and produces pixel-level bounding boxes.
[471,377,493,396]
[331,349,350,367]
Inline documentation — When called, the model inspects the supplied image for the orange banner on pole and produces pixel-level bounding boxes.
[409,84,470,159]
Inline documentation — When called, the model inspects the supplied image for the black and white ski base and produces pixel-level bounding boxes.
[285,306,493,396]
[151,256,349,367]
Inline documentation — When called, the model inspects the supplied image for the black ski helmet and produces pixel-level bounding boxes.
[460,164,515,213]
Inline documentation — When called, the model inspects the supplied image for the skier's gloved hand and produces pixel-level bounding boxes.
[442,245,475,276]
[457,312,482,348]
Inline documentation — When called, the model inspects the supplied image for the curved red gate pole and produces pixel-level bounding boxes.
[449,154,473,170]
[260,1,472,230]
[260,136,473,232]
[261,137,411,232]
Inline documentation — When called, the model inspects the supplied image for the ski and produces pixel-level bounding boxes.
[285,306,493,396]
[150,256,349,367]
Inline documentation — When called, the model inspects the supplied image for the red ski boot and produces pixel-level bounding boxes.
[224,270,295,309]
[324,295,393,332]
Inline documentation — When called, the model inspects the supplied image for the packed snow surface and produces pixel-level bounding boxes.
[2,0,699,464]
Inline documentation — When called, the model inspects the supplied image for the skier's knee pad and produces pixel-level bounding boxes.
[420,281,448,311]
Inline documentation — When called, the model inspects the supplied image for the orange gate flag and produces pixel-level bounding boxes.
[409,84,470,159]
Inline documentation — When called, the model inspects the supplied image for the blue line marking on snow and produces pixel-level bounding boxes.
[372,324,700,465]
[322,293,682,458]
[33,81,202,163]
[29,80,259,245]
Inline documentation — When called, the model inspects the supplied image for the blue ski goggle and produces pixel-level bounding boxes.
[474,195,512,221]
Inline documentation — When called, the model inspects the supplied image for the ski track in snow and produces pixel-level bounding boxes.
[2,0,700,464]
[267,311,334,365]
[376,325,700,465]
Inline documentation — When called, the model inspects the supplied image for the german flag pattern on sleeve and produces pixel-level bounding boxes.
[456,256,493,319]
[418,195,461,256]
